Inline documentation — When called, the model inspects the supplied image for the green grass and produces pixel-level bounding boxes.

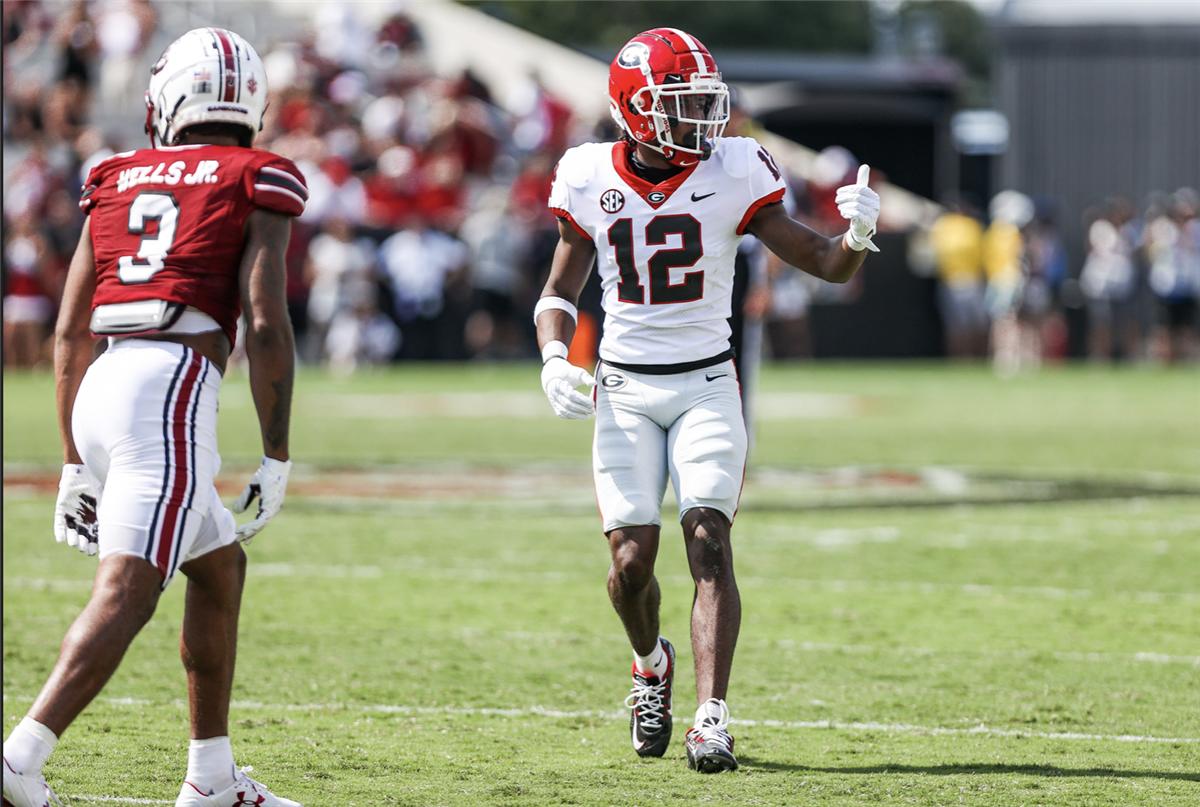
[4,363,1199,805]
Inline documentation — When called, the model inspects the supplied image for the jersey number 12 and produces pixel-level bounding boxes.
[609,214,704,305]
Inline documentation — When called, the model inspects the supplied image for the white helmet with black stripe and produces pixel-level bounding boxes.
[145,27,267,147]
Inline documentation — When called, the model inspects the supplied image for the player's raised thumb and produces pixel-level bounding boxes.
[856,164,871,187]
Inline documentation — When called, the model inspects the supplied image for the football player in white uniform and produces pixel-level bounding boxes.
[535,28,880,773]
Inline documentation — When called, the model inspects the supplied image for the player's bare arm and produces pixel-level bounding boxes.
[748,164,881,284]
[54,220,98,466]
[747,202,867,283]
[51,220,104,555]
[240,209,295,463]
[536,219,596,350]
[534,220,597,420]
[232,208,296,543]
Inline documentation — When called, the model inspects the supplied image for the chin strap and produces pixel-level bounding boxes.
[144,92,157,147]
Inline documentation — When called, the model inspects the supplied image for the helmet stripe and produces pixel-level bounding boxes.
[664,28,709,76]
[212,28,238,103]
[207,29,222,105]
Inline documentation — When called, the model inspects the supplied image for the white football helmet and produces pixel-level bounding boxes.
[145,27,267,147]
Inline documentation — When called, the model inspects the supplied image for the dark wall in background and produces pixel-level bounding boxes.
[809,233,943,359]
[997,24,1200,267]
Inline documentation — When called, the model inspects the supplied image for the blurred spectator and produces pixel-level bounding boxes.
[302,156,368,226]
[509,72,572,156]
[929,199,987,358]
[95,0,157,122]
[983,190,1034,376]
[325,280,401,375]
[807,146,857,237]
[378,221,469,360]
[1080,196,1140,362]
[304,218,379,363]
[55,0,98,87]
[460,188,532,359]
[1144,188,1200,363]
[3,212,56,368]
[1023,200,1069,361]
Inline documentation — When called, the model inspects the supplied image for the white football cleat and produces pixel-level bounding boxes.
[2,756,61,807]
[175,766,301,807]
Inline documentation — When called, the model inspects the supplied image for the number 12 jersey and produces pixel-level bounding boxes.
[549,137,785,366]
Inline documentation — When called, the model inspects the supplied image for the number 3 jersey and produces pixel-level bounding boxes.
[549,137,785,366]
[80,144,308,346]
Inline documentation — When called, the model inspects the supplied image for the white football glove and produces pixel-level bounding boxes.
[233,456,292,543]
[541,356,596,419]
[54,464,101,556]
[836,164,881,253]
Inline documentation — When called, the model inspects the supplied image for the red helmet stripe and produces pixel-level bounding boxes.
[212,28,238,103]
[664,28,710,76]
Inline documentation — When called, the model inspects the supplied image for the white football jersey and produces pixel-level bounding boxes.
[549,137,786,365]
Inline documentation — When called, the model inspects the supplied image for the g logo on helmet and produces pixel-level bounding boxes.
[617,42,650,69]
[600,189,625,214]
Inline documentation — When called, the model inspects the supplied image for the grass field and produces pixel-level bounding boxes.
[3,362,1199,806]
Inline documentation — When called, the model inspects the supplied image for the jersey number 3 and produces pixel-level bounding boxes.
[609,214,703,304]
[117,191,180,284]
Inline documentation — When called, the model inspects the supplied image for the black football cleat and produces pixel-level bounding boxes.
[685,698,738,773]
[623,638,675,757]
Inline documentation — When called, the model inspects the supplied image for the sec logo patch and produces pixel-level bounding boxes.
[600,189,625,214]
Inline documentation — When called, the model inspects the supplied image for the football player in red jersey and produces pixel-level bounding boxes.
[3,29,304,807]
[535,29,881,772]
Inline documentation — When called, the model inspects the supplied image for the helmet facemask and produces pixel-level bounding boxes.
[632,76,730,163]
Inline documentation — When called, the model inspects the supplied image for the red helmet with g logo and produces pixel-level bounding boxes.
[608,28,730,167]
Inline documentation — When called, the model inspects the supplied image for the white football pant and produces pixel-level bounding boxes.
[72,338,236,587]
[593,358,747,532]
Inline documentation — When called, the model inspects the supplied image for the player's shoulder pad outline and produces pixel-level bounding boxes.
[713,136,760,180]
[557,142,609,189]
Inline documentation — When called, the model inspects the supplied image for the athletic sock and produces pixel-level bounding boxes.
[633,638,669,678]
[3,716,58,775]
[186,736,236,793]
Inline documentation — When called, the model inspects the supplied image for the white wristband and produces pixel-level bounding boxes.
[541,340,569,363]
[534,296,578,325]
[844,229,879,253]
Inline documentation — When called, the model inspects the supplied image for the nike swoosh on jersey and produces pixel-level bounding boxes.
[705,373,728,382]
[691,191,717,202]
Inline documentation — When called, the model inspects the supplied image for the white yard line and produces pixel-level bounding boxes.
[66,797,173,805]
[8,566,1200,605]
[6,694,1194,745]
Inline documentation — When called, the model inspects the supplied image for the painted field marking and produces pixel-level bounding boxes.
[8,565,1200,605]
[9,695,1193,746]
[66,797,173,805]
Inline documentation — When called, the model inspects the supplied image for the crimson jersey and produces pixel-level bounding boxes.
[80,143,307,345]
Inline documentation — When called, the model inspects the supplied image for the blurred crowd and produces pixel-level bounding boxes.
[6,2,1196,372]
[1,1,861,373]
[3,1,572,371]
[927,187,1200,372]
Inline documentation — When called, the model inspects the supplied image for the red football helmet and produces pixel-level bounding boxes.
[608,28,730,167]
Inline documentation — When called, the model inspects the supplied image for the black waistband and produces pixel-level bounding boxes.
[600,349,735,376]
